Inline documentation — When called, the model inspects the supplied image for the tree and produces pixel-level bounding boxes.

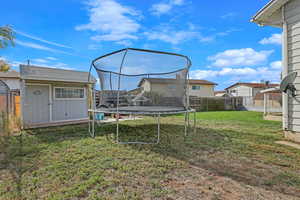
[0,60,10,72]
[0,25,15,49]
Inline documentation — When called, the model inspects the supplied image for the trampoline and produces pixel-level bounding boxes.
[88,48,196,144]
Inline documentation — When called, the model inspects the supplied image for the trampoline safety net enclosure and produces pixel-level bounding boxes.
[89,48,195,144]
[91,48,191,113]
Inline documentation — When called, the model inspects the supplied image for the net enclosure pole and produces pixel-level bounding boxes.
[116,49,129,144]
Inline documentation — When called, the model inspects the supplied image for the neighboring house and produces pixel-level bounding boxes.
[0,71,21,117]
[225,82,279,97]
[214,90,227,97]
[20,65,96,128]
[0,70,20,91]
[252,0,300,142]
[138,78,217,97]
[188,79,217,97]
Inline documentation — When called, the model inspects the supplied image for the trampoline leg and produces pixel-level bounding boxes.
[187,111,190,130]
[88,111,91,135]
[193,111,196,133]
[156,114,160,144]
[116,115,119,143]
[88,110,95,138]
[184,112,188,137]
[92,111,95,138]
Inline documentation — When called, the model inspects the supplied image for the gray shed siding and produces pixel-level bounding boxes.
[52,85,88,121]
[22,83,89,127]
[285,0,300,131]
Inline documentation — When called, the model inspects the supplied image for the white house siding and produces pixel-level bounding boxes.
[188,84,214,97]
[149,82,185,97]
[141,81,214,97]
[285,0,300,132]
[228,85,252,97]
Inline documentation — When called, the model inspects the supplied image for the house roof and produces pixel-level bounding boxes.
[138,78,217,87]
[20,65,96,83]
[225,82,279,90]
[251,0,290,27]
[214,90,226,94]
[188,79,217,85]
[0,70,20,78]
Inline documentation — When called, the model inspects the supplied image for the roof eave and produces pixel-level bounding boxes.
[251,0,289,27]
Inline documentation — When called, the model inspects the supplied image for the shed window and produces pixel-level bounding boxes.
[192,85,201,90]
[55,87,85,99]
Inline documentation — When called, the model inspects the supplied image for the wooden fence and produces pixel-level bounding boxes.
[189,96,243,111]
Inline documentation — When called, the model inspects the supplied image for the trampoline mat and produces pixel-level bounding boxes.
[99,106,188,114]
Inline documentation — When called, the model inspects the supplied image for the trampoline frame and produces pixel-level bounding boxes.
[88,48,196,144]
[88,108,196,144]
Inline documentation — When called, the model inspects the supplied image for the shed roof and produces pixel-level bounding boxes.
[20,65,96,83]
[251,0,290,27]
[0,70,20,78]
[225,82,279,90]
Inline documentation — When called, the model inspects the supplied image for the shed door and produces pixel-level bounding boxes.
[23,85,50,125]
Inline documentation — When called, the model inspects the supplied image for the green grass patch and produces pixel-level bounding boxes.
[1,111,300,199]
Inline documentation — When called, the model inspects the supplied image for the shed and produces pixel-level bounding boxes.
[20,65,96,128]
[252,0,300,142]
[259,87,282,115]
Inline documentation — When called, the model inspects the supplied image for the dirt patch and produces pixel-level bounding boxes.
[162,165,299,200]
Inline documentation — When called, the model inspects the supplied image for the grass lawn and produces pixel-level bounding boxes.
[1,111,300,199]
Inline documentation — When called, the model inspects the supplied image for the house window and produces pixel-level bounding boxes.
[231,89,236,93]
[55,87,85,99]
[192,85,201,90]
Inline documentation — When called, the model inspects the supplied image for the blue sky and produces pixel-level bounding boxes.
[1,0,282,90]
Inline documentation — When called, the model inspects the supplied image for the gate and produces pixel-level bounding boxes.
[0,80,10,132]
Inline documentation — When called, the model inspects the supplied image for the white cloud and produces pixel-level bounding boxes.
[190,63,281,84]
[15,39,73,55]
[151,3,172,15]
[115,40,132,46]
[259,33,282,45]
[221,12,237,19]
[32,58,48,63]
[144,25,213,45]
[76,0,141,44]
[0,57,7,62]
[190,67,257,79]
[46,57,57,61]
[150,0,185,16]
[270,60,282,69]
[216,28,241,36]
[88,44,101,50]
[16,30,73,49]
[208,48,273,67]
